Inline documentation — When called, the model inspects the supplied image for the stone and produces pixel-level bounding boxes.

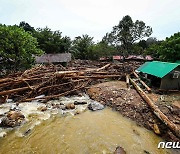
[37,106,47,112]
[88,101,104,111]
[74,101,87,105]
[7,111,25,120]
[0,110,25,127]
[65,103,75,109]
[114,146,126,154]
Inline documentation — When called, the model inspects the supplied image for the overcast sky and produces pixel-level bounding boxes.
[0,0,180,41]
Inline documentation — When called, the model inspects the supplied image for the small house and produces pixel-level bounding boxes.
[137,61,180,90]
[35,53,71,64]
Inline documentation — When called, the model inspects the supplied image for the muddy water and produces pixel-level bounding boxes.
[0,107,169,154]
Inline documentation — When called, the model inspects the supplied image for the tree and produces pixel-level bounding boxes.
[89,41,117,60]
[104,15,152,56]
[0,24,43,72]
[19,21,35,32]
[33,27,71,53]
[146,37,158,47]
[157,32,180,62]
[71,35,94,59]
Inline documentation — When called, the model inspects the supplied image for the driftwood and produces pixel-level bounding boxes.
[23,80,89,102]
[129,77,180,138]
[96,63,111,72]
[133,72,151,92]
[0,63,121,103]
[0,86,33,95]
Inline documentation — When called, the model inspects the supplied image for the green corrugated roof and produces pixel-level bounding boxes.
[137,61,180,78]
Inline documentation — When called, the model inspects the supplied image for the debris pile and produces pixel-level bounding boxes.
[0,63,126,103]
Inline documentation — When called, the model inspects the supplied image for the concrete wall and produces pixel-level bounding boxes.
[160,66,180,90]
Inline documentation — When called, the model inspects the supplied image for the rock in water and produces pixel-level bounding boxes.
[65,103,75,109]
[114,146,126,154]
[88,101,104,111]
[74,101,87,105]
[0,110,25,127]
[37,106,47,112]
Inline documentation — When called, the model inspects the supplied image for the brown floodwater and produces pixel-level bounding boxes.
[0,107,170,154]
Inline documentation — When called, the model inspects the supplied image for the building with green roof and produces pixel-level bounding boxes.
[137,61,180,90]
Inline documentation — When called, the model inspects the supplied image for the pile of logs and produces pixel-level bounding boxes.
[0,64,122,103]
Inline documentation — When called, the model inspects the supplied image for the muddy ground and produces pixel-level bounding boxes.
[87,81,180,142]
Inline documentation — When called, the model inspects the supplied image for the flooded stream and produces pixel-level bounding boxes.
[0,95,170,154]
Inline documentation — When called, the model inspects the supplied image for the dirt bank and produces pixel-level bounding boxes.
[87,81,180,142]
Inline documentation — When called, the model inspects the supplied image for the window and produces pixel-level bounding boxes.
[173,71,179,78]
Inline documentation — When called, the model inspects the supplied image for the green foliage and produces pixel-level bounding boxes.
[89,41,117,60]
[71,35,94,59]
[145,32,180,62]
[33,27,71,54]
[157,32,180,62]
[19,21,35,32]
[104,15,152,56]
[145,44,161,59]
[0,24,43,72]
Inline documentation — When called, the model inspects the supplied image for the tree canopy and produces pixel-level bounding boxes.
[33,27,71,54]
[103,15,152,56]
[0,24,43,72]
[156,32,180,62]
[71,35,94,59]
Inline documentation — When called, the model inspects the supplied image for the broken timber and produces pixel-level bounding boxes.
[133,72,151,92]
[0,63,118,104]
[129,77,180,138]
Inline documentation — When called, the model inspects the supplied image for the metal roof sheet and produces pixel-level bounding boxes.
[137,61,180,78]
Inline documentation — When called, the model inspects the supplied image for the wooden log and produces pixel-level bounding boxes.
[22,81,89,102]
[129,78,180,138]
[96,63,111,72]
[126,75,130,88]
[68,75,121,79]
[38,79,86,93]
[133,72,151,92]
[0,78,13,83]
[0,86,33,95]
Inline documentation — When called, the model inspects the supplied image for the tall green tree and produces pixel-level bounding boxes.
[19,21,35,32]
[89,41,117,60]
[71,35,94,59]
[103,15,152,56]
[33,27,71,53]
[157,32,180,62]
[0,24,43,72]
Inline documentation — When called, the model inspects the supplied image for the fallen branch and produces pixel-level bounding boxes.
[129,77,180,138]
